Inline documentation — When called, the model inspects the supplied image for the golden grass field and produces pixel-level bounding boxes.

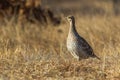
[0,0,120,80]
[0,15,120,80]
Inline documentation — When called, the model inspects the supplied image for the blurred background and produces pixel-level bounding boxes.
[0,0,120,80]
[0,0,120,24]
[42,0,120,15]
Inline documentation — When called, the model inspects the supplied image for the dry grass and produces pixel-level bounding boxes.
[0,15,120,80]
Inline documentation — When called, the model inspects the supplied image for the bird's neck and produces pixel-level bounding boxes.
[69,21,77,34]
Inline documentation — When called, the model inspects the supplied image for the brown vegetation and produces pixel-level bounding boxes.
[0,0,120,80]
[0,0,60,25]
[0,15,120,80]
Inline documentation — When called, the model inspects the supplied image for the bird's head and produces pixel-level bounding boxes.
[66,15,75,23]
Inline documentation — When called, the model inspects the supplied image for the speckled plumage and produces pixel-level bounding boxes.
[66,15,99,60]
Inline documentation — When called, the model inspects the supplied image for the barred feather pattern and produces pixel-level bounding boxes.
[67,15,99,60]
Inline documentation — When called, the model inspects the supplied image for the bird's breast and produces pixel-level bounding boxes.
[67,36,78,51]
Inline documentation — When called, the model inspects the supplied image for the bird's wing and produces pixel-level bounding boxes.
[77,36,95,56]
[78,37,100,59]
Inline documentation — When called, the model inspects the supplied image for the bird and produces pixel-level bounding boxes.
[66,15,100,60]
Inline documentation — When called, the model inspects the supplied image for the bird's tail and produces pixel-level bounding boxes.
[93,54,101,60]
